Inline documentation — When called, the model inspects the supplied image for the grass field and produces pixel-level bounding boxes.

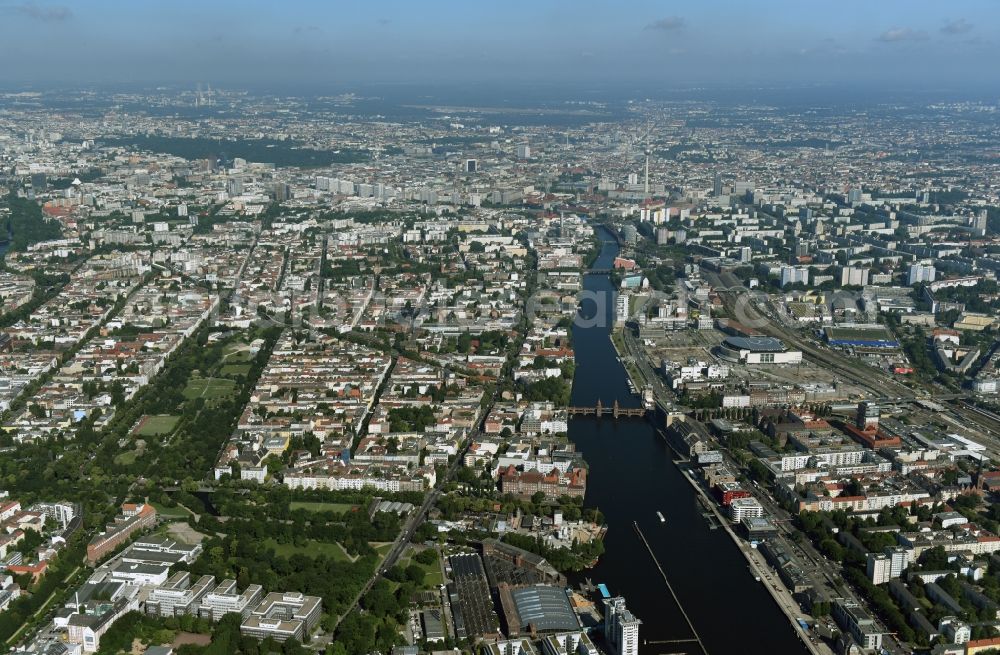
[289,501,359,514]
[183,377,236,401]
[222,343,253,363]
[220,363,252,378]
[114,450,139,466]
[262,537,354,561]
[396,546,444,587]
[134,414,179,436]
[150,502,191,519]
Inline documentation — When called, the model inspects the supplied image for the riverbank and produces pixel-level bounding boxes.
[567,225,809,655]
[608,327,646,396]
[674,460,832,655]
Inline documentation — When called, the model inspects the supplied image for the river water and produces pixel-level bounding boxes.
[567,227,808,655]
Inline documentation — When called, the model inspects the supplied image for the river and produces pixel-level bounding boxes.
[567,226,808,655]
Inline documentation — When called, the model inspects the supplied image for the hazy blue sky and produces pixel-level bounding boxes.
[0,0,997,90]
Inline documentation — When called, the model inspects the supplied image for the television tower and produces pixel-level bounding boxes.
[643,122,651,198]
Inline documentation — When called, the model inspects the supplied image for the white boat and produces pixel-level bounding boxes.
[656,511,665,523]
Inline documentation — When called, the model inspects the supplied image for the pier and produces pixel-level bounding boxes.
[567,399,647,419]
[633,521,709,655]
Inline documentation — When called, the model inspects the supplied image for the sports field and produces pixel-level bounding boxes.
[134,414,179,436]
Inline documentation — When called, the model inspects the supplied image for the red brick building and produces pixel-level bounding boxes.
[499,466,586,500]
[87,502,157,564]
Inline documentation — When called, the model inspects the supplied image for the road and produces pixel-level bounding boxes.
[328,384,501,635]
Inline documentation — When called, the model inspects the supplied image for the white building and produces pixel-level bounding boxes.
[780,266,809,288]
[541,632,599,655]
[198,579,263,621]
[940,617,971,644]
[604,597,640,655]
[615,294,629,326]
[908,264,936,285]
[866,553,892,585]
[840,267,869,287]
[728,497,764,521]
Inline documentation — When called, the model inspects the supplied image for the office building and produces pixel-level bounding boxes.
[465,159,478,173]
[833,599,883,651]
[198,579,262,621]
[517,144,531,159]
[240,592,322,643]
[728,497,764,521]
[146,572,216,618]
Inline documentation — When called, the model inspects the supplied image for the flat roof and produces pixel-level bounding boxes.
[723,336,785,352]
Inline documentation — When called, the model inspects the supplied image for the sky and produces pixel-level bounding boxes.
[0,0,998,93]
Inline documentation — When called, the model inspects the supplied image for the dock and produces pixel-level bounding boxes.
[633,521,709,655]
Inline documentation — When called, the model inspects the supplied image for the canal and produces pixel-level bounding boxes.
[567,226,808,655]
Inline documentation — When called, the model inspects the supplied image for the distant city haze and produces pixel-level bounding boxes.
[0,0,998,90]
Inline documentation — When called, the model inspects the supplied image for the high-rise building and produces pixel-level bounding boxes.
[848,188,863,204]
[226,176,244,196]
[270,182,291,201]
[780,266,809,288]
[867,553,891,585]
[712,172,723,196]
[856,402,880,431]
[886,547,909,578]
[465,159,478,173]
[615,295,629,326]
[604,597,640,655]
[971,210,988,237]
[865,547,908,585]
[840,267,869,287]
[516,143,531,159]
[907,264,936,285]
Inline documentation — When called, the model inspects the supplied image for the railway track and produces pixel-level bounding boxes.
[718,290,917,399]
